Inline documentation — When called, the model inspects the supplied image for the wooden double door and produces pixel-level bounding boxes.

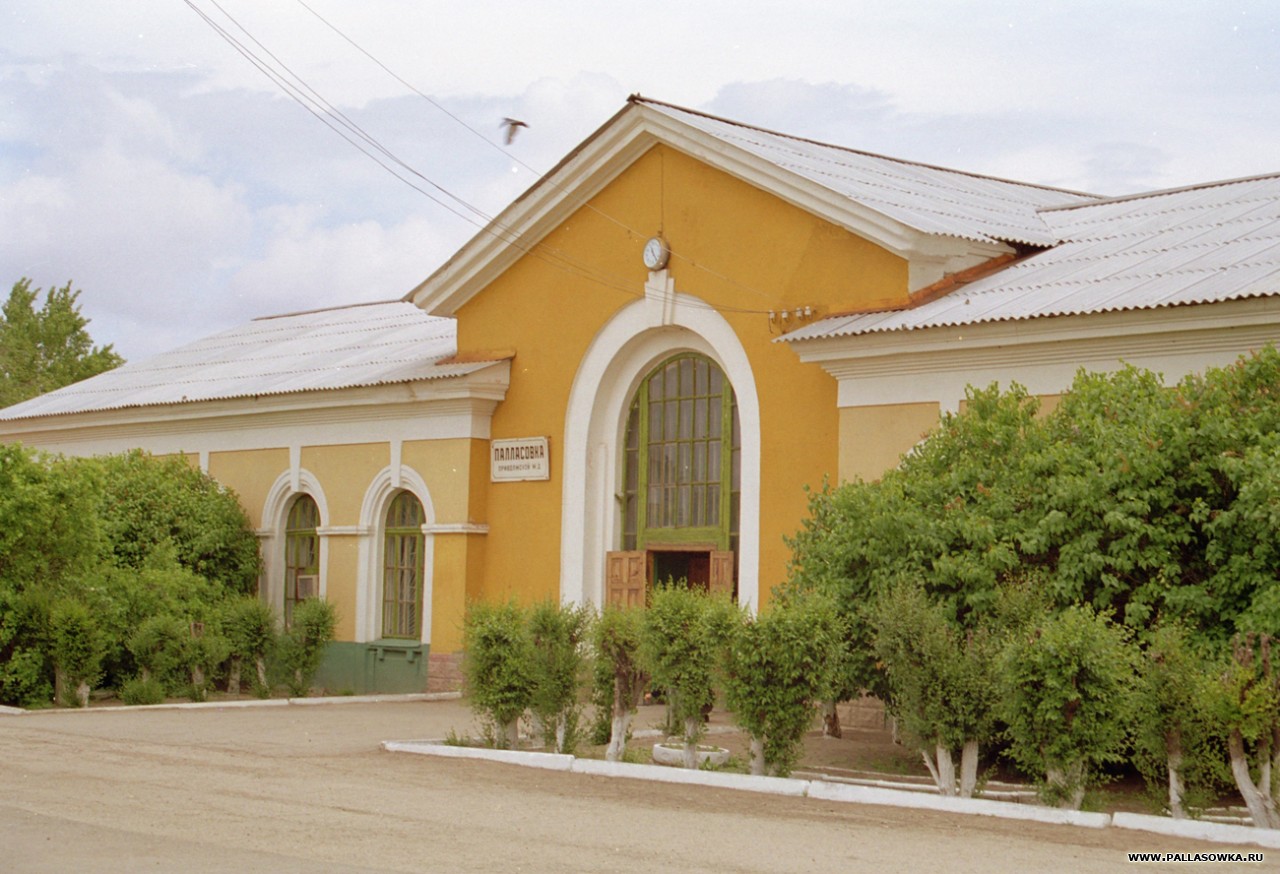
[604,547,734,608]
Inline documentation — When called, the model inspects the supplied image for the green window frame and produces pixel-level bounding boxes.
[621,354,740,551]
[382,491,426,640]
[284,494,319,627]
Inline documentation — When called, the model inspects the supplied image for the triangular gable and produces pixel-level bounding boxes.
[407,96,1097,317]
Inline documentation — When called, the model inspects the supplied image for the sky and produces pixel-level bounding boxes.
[2,1,1278,362]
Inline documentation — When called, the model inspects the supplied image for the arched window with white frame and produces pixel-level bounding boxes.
[382,490,426,640]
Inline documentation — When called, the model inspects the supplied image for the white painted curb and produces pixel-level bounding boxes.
[571,757,810,796]
[383,741,574,771]
[807,780,1110,828]
[1112,812,1280,849]
[385,737,1280,847]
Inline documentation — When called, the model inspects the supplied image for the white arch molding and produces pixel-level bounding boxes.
[560,280,762,612]
[259,469,332,618]
[355,466,437,644]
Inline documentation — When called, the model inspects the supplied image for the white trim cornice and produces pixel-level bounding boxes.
[0,363,510,457]
[791,298,1280,413]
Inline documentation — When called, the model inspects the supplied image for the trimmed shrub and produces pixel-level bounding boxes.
[724,595,841,776]
[49,598,104,707]
[999,605,1138,808]
[128,614,190,693]
[120,675,167,706]
[592,604,648,762]
[463,600,536,749]
[278,598,337,698]
[641,583,738,768]
[222,597,276,696]
[527,601,591,753]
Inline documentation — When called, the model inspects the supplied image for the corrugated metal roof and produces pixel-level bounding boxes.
[638,98,1099,246]
[0,301,493,420]
[783,173,1280,343]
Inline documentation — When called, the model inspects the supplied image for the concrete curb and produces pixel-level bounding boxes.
[807,780,1109,828]
[4,691,460,715]
[385,738,1279,849]
[1112,812,1280,849]
[384,740,575,771]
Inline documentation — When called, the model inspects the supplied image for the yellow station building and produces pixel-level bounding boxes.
[3,97,1279,692]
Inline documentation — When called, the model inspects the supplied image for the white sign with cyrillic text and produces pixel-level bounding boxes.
[491,437,550,482]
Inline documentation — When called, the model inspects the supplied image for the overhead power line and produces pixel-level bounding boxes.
[184,1,780,316]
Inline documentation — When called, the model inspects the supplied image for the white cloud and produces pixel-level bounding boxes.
[3,0,1279,365]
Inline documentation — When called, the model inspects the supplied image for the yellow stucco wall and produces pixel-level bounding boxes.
[208,448,290,528]
[454,145,909,605]
[838,403,943,483]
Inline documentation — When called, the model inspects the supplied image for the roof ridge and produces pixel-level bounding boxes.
[628,94,1103,200]
[1040,170,1280,213]
[252,298,413,322]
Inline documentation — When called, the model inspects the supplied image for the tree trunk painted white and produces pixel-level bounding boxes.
[255,656,268,691]
[605,710,633,762]
[502,719,520,751]
[959,739,979,798]
[822,701,842,738]
[749,736,766,776]
[1166,728,1186,819]
[1046,762,1086,810]
[74,680,89,709]
[921,749,941,790]
[935,744,956,796]
[1260,732,1273,810]
[555,719,567,754]
[227,657,242,695]
[682,717,700,769]
[1228,728,1280,828]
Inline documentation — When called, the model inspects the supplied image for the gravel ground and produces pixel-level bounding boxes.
[0,699,1246,873]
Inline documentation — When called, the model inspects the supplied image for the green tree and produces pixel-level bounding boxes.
[640,583,738,768]
[87,450,261,595]
[49,598,105,707]
[999,605,1138,809]
[463,600,536,749]
[278,597,338,698]
[870,581,1001,796]
[1022,366,1198,627]
[527,600,591,753]
[222,596,276,696]
[0,445,102,706]
[0,278,122,408]
[724,595,841,776]
[1132,623,1226,818]
[1203,633,1280,829]
[592,604,648,762]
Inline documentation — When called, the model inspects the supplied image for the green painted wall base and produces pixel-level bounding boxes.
[313,640,430,695]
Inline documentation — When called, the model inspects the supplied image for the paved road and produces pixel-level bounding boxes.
[0,699,1245,872]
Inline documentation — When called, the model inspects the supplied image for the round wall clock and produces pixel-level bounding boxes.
[643,235,670,270]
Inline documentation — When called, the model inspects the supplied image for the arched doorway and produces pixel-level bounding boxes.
[608,353,740,606]
[559,289,761,614]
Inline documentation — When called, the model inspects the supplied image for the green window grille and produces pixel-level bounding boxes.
[621,354,740,551]
[382,491,426,640]
[284,494,319,627]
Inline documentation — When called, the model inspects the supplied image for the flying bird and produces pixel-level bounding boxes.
[501,117,528,145]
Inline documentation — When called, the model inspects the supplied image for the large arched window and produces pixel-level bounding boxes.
[619,354,740,588]
[284,494,319,626]
[382,491,426,640]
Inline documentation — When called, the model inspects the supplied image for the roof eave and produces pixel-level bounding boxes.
[406,101,987,316]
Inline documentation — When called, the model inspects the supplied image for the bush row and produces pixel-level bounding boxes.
[462,585,841,777]
[0,447,335,706]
